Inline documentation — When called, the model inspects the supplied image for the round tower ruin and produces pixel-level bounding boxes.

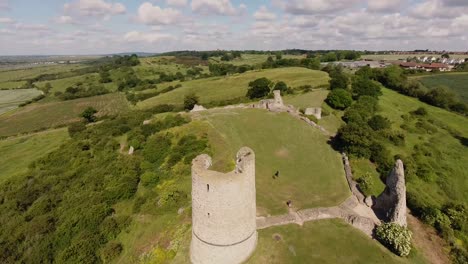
[190,147,257,264]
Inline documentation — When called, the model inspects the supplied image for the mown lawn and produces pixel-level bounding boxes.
[0,128,69,183]
[247,219,427,264]
[137,68,330,108]
[0,93,130,136]
[174,108,350,215]
[416,72,468,103]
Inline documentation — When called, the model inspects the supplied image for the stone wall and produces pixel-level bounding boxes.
[190,148,257,264]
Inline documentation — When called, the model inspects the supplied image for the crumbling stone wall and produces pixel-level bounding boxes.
[191,147,257,264]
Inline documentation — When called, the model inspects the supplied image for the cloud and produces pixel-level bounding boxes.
[441,0,468,6]
[284,0,362,14]
[137,2,181,25]
[367,0,405,12]
[254,6,276,21]
[191,0,243,16]
[124,31,174,43]
[54,15,78,24]
[409,0,465,18]
[166,0,188,7]
[0,0,9,10]
[64,0,126,18]
[0,17,14,24]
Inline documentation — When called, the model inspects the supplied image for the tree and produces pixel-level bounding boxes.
[352,76,382,99]
[183,93,199,110]
[273,81,288,93]
[421,86,455,109]
[442,53,450,59]
[276,52,283,60]
[81,107,98,123]
[246,77,272,99]
[326,89,353,110]
[368,115,391,131]
[99,70,112,83]
[329,71,349,90]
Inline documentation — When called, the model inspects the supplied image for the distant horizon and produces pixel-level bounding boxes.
[1,0,468,55]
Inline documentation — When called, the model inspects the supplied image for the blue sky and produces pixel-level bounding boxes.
[0,0,467,55]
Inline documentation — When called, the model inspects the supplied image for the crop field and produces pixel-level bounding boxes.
[178,108,350,215]
[362,54,468,61]
[0,128,69,183]
[414,72,468,103]
[0,93,130,137]
[0,64,86,82]
[138,68,330,109]
[35,72,118,95]
[0,88,42,115]
[377,88,468,208]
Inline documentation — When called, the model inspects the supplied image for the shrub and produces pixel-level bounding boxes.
[326,89,353,110]
[183,93,199,110]
[368,115,391,131]
[411,107,428,116]
[81,107,98,123]
[68,122,87,137]
[273,81,288,93]
[101,242,123,263]
[375,223,412,257]
[357,172,374,196]
[352,76,382,99]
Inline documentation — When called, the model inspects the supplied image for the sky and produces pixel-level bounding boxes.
[0,0,468,55]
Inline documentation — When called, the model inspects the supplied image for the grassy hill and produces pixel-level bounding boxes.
[0,93,129,137]
[137,68,329,108]
[0,128,69,183]
[0,88,42,115]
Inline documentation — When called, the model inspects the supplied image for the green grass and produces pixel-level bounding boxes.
[415,72,468,103]
[0,128,69,183]
[35,73,118,95]
[0,64,86,82]
[178,108,350,215]
[378,88,468,207]
[0,88,43,115]
[0,93,130,137]
[138,68,330,109]
[211,54,306,66]
[283,90,329,110]
[350,159,385,197]
[246,219,427,264]
[0,80,27,89]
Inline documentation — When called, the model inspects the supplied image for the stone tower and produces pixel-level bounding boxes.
[190,147,257,264]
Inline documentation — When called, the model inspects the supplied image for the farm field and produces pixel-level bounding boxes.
[0,80,27,89]
[362,54,468,61]
[35,72,118,95]
[414,72,468,103]
[138,68,330,108]
[181,108,350,215]
[0,88,42,115]
[0,93,130,137]
[376,88,467,209]
[0,64,86,82]
[210,54,306,66]
[0,128,69,183]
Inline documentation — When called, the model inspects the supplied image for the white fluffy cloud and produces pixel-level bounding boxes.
[64,0,126,18]
[254,6,276,21]
[124,31,174,43]
[0,17,14,24]
[55,15,77,24]
[191,0,243,16]
[367,0,405,12]
[166,0,188,7]
[284,0,362,14]
[137,2,181,25]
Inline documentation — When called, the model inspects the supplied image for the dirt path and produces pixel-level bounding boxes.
[408,214,450,264]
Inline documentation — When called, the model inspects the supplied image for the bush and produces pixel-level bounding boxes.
[68,122,87,137]
[411,107,428,116]
[273,81,288,93]
[326,89,353,110]
[183,93,199,110]
[246,77,272,99]
[352,76,382,99]
[368,115,391,131]
[81,107,98,123]
[375,223,412,257]
[101,242,123,263]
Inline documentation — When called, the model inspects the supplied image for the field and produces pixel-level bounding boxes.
[210,54,306,66]
[0,88,42,115]
[0,80,27,89]
[179,108,350,215]
[0,93,130,137]
[138,68,330,108]
[135,56,208,79]
[0,128,69,183]
[375,88,468,208]
[35,72,118,95]
[362,54,468,61]
[0,64,86,83]
[414,72,468,103]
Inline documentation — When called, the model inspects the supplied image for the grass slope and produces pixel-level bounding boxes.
[0,88,42,115]
[0,128,69,183]
[138,68,330,108]
[35,72,118,95]
[182,108,349,215]
[378,88,468,207]
[0,93,130,137]
[247,220,427,264]
[416,72,468,103]
[0,64,85,83]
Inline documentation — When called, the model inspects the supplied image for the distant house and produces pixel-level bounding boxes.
[397,62,452,72]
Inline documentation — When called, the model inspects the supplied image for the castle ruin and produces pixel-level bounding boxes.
[190,147,257,264]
